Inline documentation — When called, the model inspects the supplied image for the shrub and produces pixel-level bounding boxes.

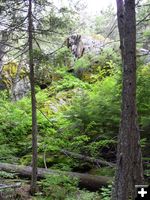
[39,174,78,200]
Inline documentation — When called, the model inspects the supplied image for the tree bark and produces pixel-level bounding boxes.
[28,0,38,195]
[61,149,116,167]
[0,163,112,191]
[112,0,144,199]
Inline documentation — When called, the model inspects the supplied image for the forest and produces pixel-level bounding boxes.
[0,0,150,199]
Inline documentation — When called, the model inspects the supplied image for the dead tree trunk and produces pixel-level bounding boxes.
[112,0,144,199]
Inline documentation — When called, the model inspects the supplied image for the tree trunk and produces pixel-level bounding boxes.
[28,0,38,195]
[112,0,144,199]
[0,163,111,191]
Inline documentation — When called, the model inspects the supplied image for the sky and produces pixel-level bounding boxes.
[54,0,115,14]
[86,0,115,13]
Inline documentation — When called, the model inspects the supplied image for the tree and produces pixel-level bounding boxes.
[112,0,144,199]
[28,0,38,194]
[93,5,117,40]
[0,0,81,195]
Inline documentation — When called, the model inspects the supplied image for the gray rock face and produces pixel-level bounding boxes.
[12,77,30,101]
[81,35,104,54]
[66,34,104,59]
[0,75,30,101]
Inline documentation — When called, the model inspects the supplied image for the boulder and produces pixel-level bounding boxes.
[66,34,104,59]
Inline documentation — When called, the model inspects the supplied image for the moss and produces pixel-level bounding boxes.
[2,62,27,89]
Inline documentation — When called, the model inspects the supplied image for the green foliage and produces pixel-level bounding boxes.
[0,171,16,179]
[136,0,150,49]
[143,157,150,179]
[0,89,52,162]
[39,174,78,200]
[54,47,73,67]
[52,68,91,92]
[65,190,101,200]
[100,185,112,200]
[0,96,31,158]
[93,5,117,40]
[96,48,120,67]
[0,45,150,190]
[0,143,17,163]
[90,167,115,177]
[137,64,150,128]
[60,75,120,158]
[74,55,91,78]
[1,62,27,90]
[37,174,101,200]
[73,50,120,81]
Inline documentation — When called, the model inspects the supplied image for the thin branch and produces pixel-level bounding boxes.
[48,44,65,56]
[136,12,150,26]
[35,38,53,44]
[0,41,27,51]
[61,149,116,167]
[33,37,42,51]
[137,3,150,7]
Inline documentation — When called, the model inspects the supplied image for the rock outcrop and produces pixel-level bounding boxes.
[66,34,104,59]
[0,62,30,101]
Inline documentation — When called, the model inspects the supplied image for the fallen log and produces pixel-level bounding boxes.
[0,163,112,190]
[61,149,116,167]
[0,183,21,190]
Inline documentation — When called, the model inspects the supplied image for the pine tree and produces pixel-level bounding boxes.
[112,1,144,199]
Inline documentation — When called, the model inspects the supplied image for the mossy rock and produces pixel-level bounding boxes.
[2,62,27,89]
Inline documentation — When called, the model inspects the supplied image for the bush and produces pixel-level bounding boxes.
[39,174,78,200]
[60,75,120,158]
[38,174,101,200]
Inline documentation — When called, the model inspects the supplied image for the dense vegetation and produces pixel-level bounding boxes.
[0,46,150,199]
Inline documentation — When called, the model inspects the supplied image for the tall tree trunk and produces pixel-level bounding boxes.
[112,0,144,199]
[28,0,38,195]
